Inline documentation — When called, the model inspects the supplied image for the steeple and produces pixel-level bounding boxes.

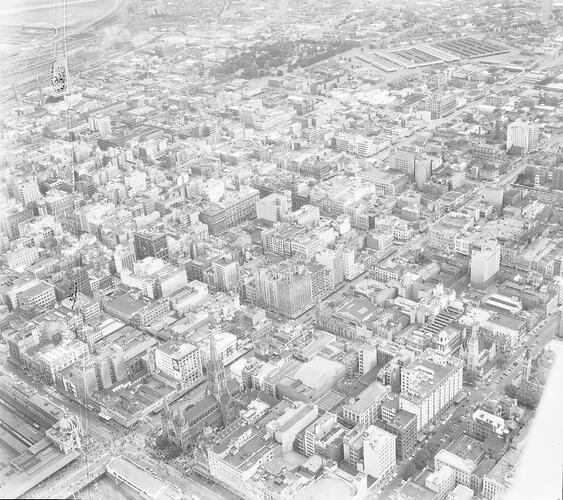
[521,348,533,382]
[467,323,480,370]
[174,402,185,427]
[207,331,238,427]
[207,332,228,397]
[161,395,171,430]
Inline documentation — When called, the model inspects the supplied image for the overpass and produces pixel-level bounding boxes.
[39,459,107,499]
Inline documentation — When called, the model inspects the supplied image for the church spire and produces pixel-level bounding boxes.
[161,394,171,431]
[174,401,185,427]
[467,322,480,370]
[207,331,228,397]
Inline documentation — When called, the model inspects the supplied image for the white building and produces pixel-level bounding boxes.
[256,192,289,223]
[506,120,540,153]
[362,425,396,486]
[426,465,456,500]
[155,341,203,388]
[399,349,463,432]
[470,240,500,289]
[266,402,318,454]
[14,179,41,206]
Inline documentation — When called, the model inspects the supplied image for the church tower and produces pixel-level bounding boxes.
[521,348,533,382]
[207,332,229,396]
[467,323,480,371]
[161,395,171,435]
[207,332,238,426]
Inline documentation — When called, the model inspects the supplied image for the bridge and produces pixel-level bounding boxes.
[37,458,108,499]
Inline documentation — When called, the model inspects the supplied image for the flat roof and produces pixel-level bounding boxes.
[343,382,389,414]
[106,456,182,500]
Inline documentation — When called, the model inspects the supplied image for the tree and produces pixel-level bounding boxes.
[414,449,430,470]
[402,461,417,480]
[276,69,284,77]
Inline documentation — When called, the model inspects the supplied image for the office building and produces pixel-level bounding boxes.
[425,91,457,119]
[470,240,500,289]
[210,257,238,292]
[434,435,486,492]
[506,120,540,153]
[200,187,259,236]
[248,261,323,318]
[89,114,112,136]
[133,229,169,261]
[256,192,289,223]
[363,426,396,486]
[426,465,456,500]
[155,341,203,388]
[14,179,41,206]
[399,349,463,432]
[342,382,390,427]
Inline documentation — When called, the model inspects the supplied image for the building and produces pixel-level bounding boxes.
[14,178,41,206]
[89,114,112,136]
[7,279,57,312]
[205,424,280,500]
[470,240,500,289]
[379,407,417,461]
[426,465,456,500]
[133,229,169,261]
[399,349,463,432]
[297,412,347,462]
[266,402,318,454]
[200,187,259,236]
[247,261,330,319]
[434,435,486,492]
[256,192,289,223]
[155,341,203,389]
[425,91,457,119]
[342,382,390,427]
[162,334,241,447]
[506,120,540,153]
[362,425,396,486]
[481,448,519,499]
[209,258,238,292]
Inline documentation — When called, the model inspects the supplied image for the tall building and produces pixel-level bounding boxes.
[470,240,500,289]
[363,426,396,486]
[425,91,456,119]
[113,244,136,273]
[133,229,169,261]
[155,341,203,388]
[210,258,238,292]
[89,114,112,136]
[256,192,289,223]
[506,120,540,153]
[399,349,463,432]
[390,148,417,177]
[415,158,433,190]
[250,262,313,318]
[14,179,41,206]
[199,187,259,236]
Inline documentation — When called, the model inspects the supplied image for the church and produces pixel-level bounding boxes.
[462,323,497,380]
[161,333,242,448]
